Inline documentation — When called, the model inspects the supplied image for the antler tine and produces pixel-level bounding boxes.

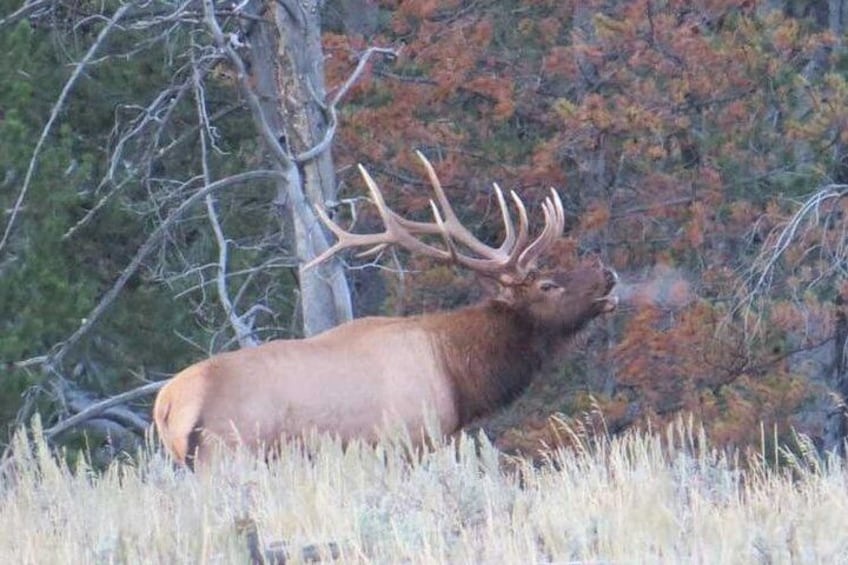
[550,187,565,235]
[354,163,457,260]
[413,150,530,262]
[492,184,515,252]
[507,189,530,259]
[304,203,366,269]
[303,164,453,270]
[413,151,553,275]
[516,188,566,272]
[428,199,458,259]
[427,195,529,272]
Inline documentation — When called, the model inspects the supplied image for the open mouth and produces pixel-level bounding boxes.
[594,268,619,312]
[595,294,619,312]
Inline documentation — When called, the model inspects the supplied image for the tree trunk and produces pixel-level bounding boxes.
[830,0,846,50]
[826,292,848,455]
[246,0,352,336]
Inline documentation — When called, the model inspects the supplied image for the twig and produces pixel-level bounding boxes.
[610,196,695,219]
[10,354,48,369]
[62,177,133,240]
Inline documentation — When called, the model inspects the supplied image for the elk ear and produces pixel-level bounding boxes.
[477,275,502,298]
[483,272,521,294]
[481,272,523,302]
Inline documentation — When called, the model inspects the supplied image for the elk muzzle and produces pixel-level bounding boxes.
[595,268,619,312]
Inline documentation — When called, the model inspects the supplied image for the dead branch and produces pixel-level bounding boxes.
[63,386,150,431]
[192,51,259,348]
[34,169,284,371]
[296,46,397,164]
[0,379,167,477]
[735,183,848,335]
[44,380,165,442]
[0,0,51,29]
[331,46,398,107]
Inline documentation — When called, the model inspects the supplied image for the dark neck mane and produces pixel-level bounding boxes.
[422,300,556,426]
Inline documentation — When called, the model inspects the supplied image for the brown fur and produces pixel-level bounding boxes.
[153,265,616,468]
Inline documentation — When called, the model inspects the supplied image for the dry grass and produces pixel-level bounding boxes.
[1,418,847,564]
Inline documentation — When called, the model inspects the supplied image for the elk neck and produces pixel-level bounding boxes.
[423,300,558,426]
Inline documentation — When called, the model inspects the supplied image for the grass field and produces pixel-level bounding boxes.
[1,418,847,564]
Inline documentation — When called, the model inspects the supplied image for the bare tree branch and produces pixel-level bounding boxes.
[62,387,150,433]
[10,354,48,370]
[330,46,398,107]
[192,51,259,348]
[0,0,51,29]
[746,185,848,293]
[735,183,848,335]
[0,3,131,256]
[47,169,284,368]
[295,46,398,165]
[0,379,166,477]
[62,177,134,241]
[62,30,231,242]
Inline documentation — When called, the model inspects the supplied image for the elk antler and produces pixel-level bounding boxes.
[305,151,565,280]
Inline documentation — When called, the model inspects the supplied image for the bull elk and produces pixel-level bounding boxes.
[153,152,618,468]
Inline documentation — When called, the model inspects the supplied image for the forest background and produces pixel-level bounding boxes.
[0,0,846,466]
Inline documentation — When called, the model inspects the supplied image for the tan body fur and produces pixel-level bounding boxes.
[154,316,453,466]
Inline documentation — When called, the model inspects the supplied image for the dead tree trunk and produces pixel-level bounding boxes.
[827,292,848,455]
[239,0,353,336]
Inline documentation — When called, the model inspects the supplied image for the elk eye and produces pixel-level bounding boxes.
[539,281,559,292]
